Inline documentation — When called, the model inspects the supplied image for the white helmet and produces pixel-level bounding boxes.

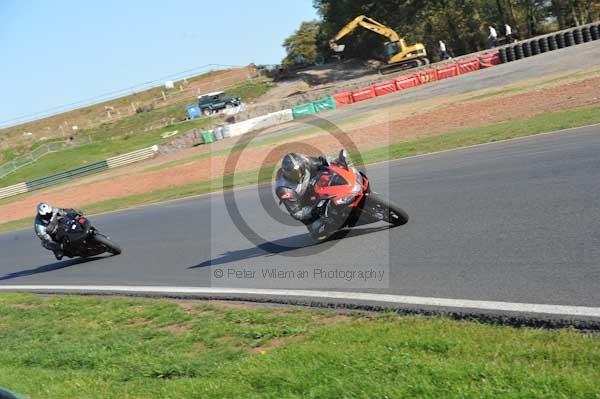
[37,203,53,221]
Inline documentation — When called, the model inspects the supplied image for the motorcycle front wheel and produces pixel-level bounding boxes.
[365,193,409,226]
[93,234,122,255]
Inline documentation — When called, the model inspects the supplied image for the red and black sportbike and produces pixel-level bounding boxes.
[53,213,122,258]
[308,150,409,240]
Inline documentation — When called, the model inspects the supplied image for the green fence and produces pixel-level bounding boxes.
[292,97,336,120]
[312,96,336,113]
[292,103,317,119]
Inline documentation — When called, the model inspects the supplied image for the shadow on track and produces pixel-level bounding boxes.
[189,225,392,268]
[0,257,104,281]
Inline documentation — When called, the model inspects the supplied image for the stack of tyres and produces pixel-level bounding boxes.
[556,33,565,48]
[522,41,531,57]
[548,35,558,50]
[514,44,524,60]
[591,25,599,41]
[582,27,591,42]
[565,31,575,46]
[538,37,549,53]
[499,47,508,63]
[574,29,583,44]
[506,46,516,62]
[531,40,541,55]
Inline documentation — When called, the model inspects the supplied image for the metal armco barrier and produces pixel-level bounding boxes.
[0,183,28,200]
[105,146,159,169]
[0,145,158,200]
[26,161,110,190]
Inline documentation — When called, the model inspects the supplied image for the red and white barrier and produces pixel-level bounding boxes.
[416,68,438,84]
[458,58,480,74]
[333,91,354,106]
[352,86,377,102]
[436,64,460,80]
[479,52,501,68]
[373,80,398,96]
[395,74,421,90]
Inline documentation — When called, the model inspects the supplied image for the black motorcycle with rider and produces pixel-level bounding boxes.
[35,203,121,261]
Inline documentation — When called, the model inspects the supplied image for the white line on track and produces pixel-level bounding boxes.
[1,286,599,318]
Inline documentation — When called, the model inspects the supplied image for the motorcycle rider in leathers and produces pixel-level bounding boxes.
[275,152,335,240]
[34,203,79,260]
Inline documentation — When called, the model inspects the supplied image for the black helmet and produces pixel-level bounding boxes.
[281,153,308,184]
[37,203,53,221]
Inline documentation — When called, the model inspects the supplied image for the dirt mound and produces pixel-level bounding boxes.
[292,59,376,86]
[256,79,311,103]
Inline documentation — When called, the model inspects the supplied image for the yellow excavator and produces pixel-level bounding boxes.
[329,15,429,74]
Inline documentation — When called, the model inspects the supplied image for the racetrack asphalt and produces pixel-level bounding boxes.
[1,124,599,324]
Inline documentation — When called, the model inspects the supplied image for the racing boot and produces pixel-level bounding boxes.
[52,242,65,261]
[308,217,332,242]
[53,248,64,261]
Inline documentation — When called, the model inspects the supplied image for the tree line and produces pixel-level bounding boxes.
[283,0,600,64]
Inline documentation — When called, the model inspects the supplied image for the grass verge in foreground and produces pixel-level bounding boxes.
[1,105,599,234]
[0,293,598,399]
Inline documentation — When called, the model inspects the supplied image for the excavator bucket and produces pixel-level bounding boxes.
[332,44,346,52]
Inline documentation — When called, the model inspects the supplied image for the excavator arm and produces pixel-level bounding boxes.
[329,14,428,74]
[329,15,401,52]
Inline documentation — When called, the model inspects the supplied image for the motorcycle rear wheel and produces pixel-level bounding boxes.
[93,234,122,255]
[365,193,409,226]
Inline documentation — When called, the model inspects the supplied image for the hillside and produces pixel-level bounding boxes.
[0,66,258,161]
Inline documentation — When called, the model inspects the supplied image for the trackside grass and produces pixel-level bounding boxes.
[1,105,599,234]
[0,117,213,188]
[0,293,598,399]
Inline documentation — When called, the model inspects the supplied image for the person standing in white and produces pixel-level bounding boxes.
[489,26,499,48]
[439,40,450,60]
[505,23,514,43]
